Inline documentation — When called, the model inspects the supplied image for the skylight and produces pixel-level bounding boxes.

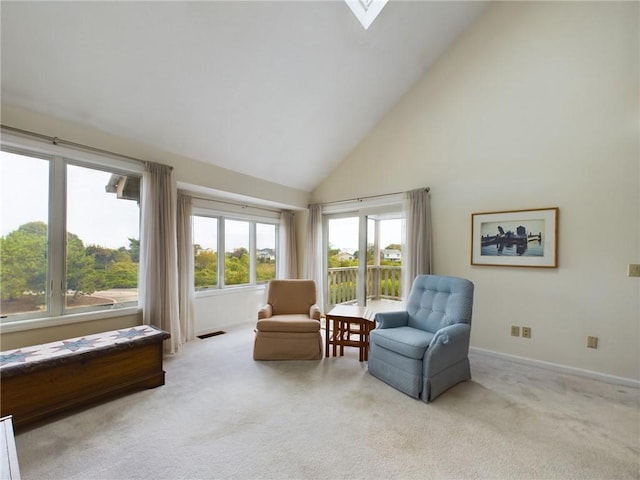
[345,0,389,30]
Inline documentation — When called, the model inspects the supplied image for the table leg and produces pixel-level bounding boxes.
[363,322,370,361]
[325,316,330,358]
[342,320,348,357]
[332,318,338,357]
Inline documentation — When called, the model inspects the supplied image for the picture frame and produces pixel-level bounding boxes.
[471,207,558,268]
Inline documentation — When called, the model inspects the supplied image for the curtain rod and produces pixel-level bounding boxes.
[1,124,173,170]
[313,187,429,208]
[186,193,284,215]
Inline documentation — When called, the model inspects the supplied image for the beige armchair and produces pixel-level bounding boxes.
[253,280,323,360]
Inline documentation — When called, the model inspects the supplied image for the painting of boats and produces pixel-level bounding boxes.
[471,208,558,268]
[480,223,543,257]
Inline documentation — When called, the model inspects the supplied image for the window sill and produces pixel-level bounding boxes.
[0,306,141,334]
[195,284,267,298]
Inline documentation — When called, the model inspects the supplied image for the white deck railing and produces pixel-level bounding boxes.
[327,265,402,305]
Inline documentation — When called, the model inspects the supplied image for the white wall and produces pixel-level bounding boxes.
[312,2,640,381]
[194,287,267,336]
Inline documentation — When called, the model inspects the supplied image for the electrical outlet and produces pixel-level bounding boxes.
[627,264,640,277]
[511,325,520,337]
[522,326,531,339]
[587,336,599,349]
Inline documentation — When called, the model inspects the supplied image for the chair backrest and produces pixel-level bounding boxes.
[267,279,317,315]
[406,275,474,333]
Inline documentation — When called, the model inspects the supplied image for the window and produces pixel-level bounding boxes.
[0,144,142,323]
[192,212,278,290]
[65,163,140,312]
[0,151,49,317]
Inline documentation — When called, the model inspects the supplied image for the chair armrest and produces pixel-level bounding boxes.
[374,311,409,329]
[309,304,321,321]
[258,304,272,320]
[424,323,471,377]
[429,323,470,347]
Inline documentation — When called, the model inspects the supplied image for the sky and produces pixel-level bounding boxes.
[1,151,49,237]
[328,217,402,252]
[1,151,139,249]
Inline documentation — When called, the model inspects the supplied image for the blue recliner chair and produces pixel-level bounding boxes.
[368,274,474,402]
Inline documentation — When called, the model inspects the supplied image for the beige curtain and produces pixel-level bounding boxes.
[402,188,432,299]
[177,193,196,344]
[304,204,325,312]
[139,162,181,354]
[278,210,297,279]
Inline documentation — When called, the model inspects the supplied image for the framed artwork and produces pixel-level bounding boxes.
[471,207,559,268]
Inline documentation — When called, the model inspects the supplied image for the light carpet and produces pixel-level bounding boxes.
[14,324,640,480]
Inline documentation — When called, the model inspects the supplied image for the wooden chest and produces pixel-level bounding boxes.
[0,325,169,430]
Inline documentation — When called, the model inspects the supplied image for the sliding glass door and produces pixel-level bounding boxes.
[324,210,403,310]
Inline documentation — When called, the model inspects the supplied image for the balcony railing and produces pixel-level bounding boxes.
[327,265,402,306]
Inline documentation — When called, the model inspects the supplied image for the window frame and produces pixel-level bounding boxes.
[0,132,144,329]
[192,202,279,295]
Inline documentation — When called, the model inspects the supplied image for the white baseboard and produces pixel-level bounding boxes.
[470,347,640,389]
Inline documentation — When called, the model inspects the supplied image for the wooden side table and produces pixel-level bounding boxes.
[325,305,375,362]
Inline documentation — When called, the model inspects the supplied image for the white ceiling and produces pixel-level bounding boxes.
[1,1,487,192]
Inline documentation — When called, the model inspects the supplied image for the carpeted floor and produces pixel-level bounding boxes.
[14,324,640,480]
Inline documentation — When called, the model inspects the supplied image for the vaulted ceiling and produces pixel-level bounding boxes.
[1,1,487,192]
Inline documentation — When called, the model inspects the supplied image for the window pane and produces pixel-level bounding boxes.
[0,151,50,317]
[378,218,402,300]
[256,223,276,283]
[65,164,140,311]
[193,216,218,289]
[224,219,249,286]
[367,218,376,267]
[379,219,402,263]
[327,217,359,305]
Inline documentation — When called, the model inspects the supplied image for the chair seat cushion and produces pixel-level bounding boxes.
[370,326,434,360]
[256,315,320,333]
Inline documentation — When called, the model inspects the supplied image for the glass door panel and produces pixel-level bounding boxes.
[377,218,402,300]
[327,216,359,306]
